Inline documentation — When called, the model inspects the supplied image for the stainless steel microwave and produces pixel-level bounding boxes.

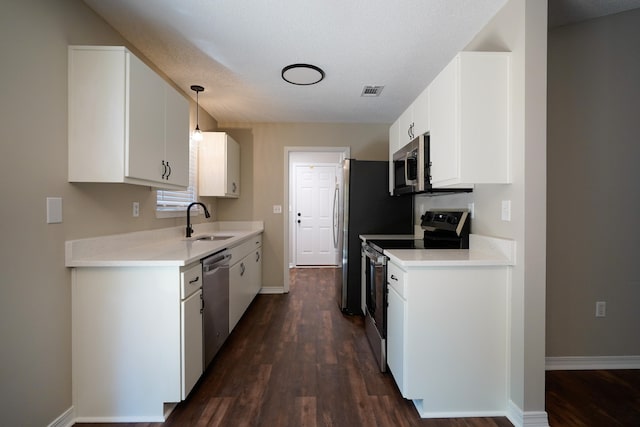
[392,134,429,195]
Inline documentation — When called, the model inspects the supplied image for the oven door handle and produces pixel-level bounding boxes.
[363,244,387,265]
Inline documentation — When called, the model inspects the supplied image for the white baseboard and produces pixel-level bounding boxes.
[259,286,284,294]
[48,406,74,427]
[507,400,549,427]
[411,399,504,419]
[546,355,640,370]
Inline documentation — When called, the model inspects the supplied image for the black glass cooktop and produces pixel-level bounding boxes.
[367,239,425,252]
[367,237,467,252]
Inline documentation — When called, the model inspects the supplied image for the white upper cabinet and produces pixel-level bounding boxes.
[68,46,189,190]
[389,87,429,194]
[391,86,429,153]
[429,52,511,187]
[198,132,240,198]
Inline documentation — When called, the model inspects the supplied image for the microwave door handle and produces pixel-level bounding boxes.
[404,152,411,185]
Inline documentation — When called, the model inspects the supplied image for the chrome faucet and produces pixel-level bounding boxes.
[186,202,211,238]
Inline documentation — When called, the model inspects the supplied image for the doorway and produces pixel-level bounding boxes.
[283,147,350,293]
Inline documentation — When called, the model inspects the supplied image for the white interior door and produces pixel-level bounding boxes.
[295,165,338,266]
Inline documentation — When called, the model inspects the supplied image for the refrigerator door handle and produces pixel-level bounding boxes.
[332,184,339,248]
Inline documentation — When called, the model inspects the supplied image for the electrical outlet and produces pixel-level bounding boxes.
[467,202,475,219]
[595,301,606,317]
[132,202,140,217]
[273,205,282,214]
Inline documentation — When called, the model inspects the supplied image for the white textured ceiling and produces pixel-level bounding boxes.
[81,0,640,124]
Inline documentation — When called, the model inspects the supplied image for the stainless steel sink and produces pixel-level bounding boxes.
[195,235,233,241]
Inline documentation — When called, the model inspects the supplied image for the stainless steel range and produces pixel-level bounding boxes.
[362,209,470,371]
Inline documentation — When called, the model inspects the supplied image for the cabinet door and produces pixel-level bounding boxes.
[398,105,414,145]
[412,86,429,137]
[429,57,459,186]
[225,137,240,197]
[181,289,203,399]
[164,86,190,187]
[386,284,406,396]
[249,247,262,298]
[127,53,166,183]
[229,259,246,332]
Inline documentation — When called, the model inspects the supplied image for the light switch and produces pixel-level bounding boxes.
[501,200,511,222]
[47,197,63,224]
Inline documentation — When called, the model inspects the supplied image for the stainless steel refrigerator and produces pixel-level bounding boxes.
[336,159,413,314]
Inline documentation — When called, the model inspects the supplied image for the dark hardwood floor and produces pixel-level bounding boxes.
[546,369,640,426]
[75,268,639,427]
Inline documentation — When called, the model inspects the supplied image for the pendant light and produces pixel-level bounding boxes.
[190,85,204,141]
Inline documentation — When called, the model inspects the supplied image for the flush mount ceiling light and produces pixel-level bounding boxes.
[190,84,204,141]
[281,64,325,86]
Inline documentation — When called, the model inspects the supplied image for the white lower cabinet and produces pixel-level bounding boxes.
[180,263,204,400]
[385,260,509,417]
[386,284,406,393]
[181,289,203,399]
[72,262,202,422]
[229,235,263,332]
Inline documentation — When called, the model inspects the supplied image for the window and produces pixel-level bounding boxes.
[156,137,199,217]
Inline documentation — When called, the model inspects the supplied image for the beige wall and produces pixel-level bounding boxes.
[214,122,390,287]
[0,0,215,425]
[547,9,640,356]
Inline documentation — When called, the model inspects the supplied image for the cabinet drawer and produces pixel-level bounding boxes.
[228,234,262,266]
[181,263,203,299]
[387,262,407,298]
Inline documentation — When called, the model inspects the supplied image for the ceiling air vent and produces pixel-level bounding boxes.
[361,85,384,97]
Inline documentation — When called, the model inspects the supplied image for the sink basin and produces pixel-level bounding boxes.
[195,235,233,241]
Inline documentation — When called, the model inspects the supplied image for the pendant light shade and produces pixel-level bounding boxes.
[190,85,204,141]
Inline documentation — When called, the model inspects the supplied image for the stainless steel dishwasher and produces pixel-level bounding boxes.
[202,249,230,368]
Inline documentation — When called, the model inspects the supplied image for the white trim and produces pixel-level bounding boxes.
[74,416,166,423]
[48,406,74,427]
[523,411,550,427]
[259,286,285,294]
[506,401,549,427]
[413,399,504,418]
[506,400,523,427]
[546,355,640,370]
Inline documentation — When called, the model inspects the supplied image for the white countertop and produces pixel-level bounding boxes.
[65,221,264,267]
[363,234,516,268]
